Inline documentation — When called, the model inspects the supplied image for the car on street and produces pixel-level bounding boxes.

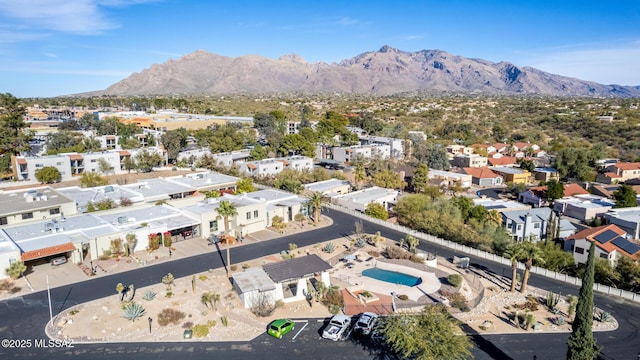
[322,314,351,341]
[267,319,295,339]
[353,312,378,335]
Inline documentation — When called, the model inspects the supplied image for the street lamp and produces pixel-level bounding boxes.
[90,260,95,273]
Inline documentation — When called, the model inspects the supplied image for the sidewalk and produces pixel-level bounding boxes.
[0,216,333,301]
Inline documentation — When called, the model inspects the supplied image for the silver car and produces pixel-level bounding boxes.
[353,312,379,335]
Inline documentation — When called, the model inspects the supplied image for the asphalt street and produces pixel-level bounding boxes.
[1,208,638,359]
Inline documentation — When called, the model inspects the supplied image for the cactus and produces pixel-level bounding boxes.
[322,242,336,253]
[116,283,125,301]
[122,302,146,321]
[142,289,156,301]
[355,238,366,248]
[545,292,560,311]
[162,273,174,288]
[192,275,196,294]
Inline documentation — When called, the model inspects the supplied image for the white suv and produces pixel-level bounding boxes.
[353,312,378,335]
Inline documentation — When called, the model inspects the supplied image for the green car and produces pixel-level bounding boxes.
[267,319,295,339]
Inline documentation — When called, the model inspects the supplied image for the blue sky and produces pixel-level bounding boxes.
[1,0,639,98]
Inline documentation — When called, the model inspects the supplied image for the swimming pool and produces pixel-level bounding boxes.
[362,267,422,287]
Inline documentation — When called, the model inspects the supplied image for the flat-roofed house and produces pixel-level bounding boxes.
[333,186,398,212]
[0,187,77,226]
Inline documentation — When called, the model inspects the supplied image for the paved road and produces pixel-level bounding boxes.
[1,208,639,359]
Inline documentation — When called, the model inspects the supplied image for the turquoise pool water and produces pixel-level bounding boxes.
[362,267,422,287]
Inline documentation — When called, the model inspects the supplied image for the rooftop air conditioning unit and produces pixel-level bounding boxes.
[117,216,127,224]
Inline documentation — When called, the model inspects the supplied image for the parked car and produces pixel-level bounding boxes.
[369,317,386,344]
[51,256,67,266]
[322,314,351,341]
[267,319,295,339]
[353,312,379,335]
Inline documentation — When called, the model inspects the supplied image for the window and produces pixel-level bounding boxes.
[599,253,609,259]
[253,210,258,218]
[22,212,34,220]
[517,224,522,231]
[49,208,60,215]
[209,220,218,232]
[0,217,7,225]
[575,247,584,254]
[246,212,251,220]
[534,223,540,229]
[35,164,43,168]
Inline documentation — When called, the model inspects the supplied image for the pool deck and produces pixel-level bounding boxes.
[330,253,441,302]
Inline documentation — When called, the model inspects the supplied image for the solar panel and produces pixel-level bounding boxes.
[593,230,618,244]
[610,237,640,255]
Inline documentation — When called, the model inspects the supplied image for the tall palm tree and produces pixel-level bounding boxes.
[503,243,523,292]
[519,241,546,293]
[485,210,502,226]
[215,200,238,277]
[354,164,366,190]
[305,191,328,223]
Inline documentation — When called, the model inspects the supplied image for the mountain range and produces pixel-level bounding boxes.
[96,46,640,97]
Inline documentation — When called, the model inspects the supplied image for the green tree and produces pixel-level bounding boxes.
[5,260,27,280]
[279,133,315,157]
[451,196,474,221]
[412,140,450,170]
[545,179,565,204]
[134,149,164,172]
[538,241,576,274]
[503,243,523,292]
[519,241,546,293]
[383,304,473,360]
[517,158,536,173]
[364,202,388,220]
[97,158,114,175]
[0,93,31,156]
[80,172,109,188]
[567,241,600,359]
[612,184,637,208]
[305,191,328,223]
[235,177,256,194]
[161,128,188,163]
[34,166,61,184]
[412,163,430,194]
[554,147,597,181]
[615,256,640,292]
[372,170,405,189]
[215,200,238,278]
[248,144,268,161]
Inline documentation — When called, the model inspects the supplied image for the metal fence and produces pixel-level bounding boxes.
[327,204,640,304]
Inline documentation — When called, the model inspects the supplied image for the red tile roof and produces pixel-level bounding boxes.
[563,183,589,196]
[117,150,130,156]
[68,154,83,161]
[16,158,27,165]
[21,243,75,261]
[565,224,626,241]
[487,156,518,166]
[462,167,499,179]
[604,172,622,178]
[613,162,640,171]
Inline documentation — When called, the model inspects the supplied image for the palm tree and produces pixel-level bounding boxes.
[215,200,238,278]
[354,164,366,190]
[503,243,523,292]
[486,210,502,226]
[519,241,546,293]
[305,191,328,223]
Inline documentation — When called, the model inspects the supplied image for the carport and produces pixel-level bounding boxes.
[21,242,76,264]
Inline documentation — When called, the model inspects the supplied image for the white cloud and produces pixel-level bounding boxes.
[0,0,158,35]
[525,42,640,86]
[43,52,57,58]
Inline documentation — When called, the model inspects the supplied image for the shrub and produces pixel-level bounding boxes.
[250,293,278,317]
[162,273,174,287]
[69,309,79,315]
[328,304,341,314]
[384,246,411,260]
[514,295,539,312]
[158,308,186,326]
[448,293,468,311]
[142,289,156,301]
[598,311,613,322]
[207,320,217,328]
[447,274,463,288]
[322,243,336,253]
[122,302,145,321]
[230,265,237,271]
[242,263,250,269]
[199,275,208,281]
[119,197,133,207]
[288,243,298,251]
[367,250,380,257]
[182,321,194,329]
[354,238,366,248]
[321,286,344,311]
[220,315,229,327]
[397,294,409,301]
[165,291,173,298]
[191,324,209,338]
